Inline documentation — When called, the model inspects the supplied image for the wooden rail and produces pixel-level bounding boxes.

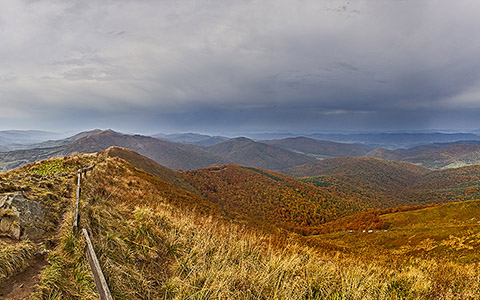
[73,164,95,235]
[82,228,113,300]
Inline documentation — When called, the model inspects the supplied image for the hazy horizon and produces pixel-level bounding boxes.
[2,127,480,140]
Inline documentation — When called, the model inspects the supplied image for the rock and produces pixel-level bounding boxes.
[0,192,45,240]
[34,246,48,256]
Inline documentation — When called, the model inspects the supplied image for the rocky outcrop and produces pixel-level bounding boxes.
[0,192,45,240]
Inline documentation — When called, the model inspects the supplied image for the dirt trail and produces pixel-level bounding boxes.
[0,256,47,300]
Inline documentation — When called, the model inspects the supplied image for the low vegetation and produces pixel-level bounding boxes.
[310,199,480,265]
[2,148,480,299]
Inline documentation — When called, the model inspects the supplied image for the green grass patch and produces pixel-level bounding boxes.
[29,159,76,176]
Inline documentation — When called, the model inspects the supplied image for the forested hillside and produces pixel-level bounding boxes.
[286,156,480,213]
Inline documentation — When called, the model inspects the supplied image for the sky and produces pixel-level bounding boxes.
[1,0,480,135]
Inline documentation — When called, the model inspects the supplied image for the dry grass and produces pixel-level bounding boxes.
[141,203,480,300]
[0,240,34,284]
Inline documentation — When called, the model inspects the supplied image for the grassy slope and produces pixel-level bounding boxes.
[312,199,480,263]
[30,151,480,299]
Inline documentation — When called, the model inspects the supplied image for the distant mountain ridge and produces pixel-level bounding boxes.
[0,130,227,171]
[153,132,228,146]
[244,132,480,148]
[10,129,103,150]
[368,141,480,169]
[263,137,374,158]
[0,130,317,172]
[3,129,480,173]
[205,137,317,171]
[305,132,480,148]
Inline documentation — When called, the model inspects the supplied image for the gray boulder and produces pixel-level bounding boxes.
[0,192,45,240]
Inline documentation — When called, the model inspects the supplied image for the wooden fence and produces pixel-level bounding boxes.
[73,164,113,300]
[73,164,95,234]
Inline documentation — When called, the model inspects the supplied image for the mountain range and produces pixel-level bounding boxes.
[263,136,374,158]
[245,131,480,148]
[0,130,315,172]
[3,129,480,173]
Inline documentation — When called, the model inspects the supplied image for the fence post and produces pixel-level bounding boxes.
[72,165,95,235]
[73,170,82,234]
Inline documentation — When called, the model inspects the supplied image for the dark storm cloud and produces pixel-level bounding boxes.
[1,0,480,132]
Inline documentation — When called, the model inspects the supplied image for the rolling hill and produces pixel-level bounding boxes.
[312,199,480,263]
[366,144,446,161]
[285,157,429,192]
[367,141,480,169]
[402,165,480,204]
[205,137,317,171]
[183,164,362,231]
[285,156,480,210]
[403,144,480,169]
[181,157,479,234]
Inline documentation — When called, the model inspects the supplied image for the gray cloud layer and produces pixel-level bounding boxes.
[1,0,480,133]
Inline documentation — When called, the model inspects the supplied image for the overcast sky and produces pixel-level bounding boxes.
[1,0,480,134]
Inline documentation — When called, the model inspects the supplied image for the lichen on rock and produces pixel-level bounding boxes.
[0,192,45,240]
